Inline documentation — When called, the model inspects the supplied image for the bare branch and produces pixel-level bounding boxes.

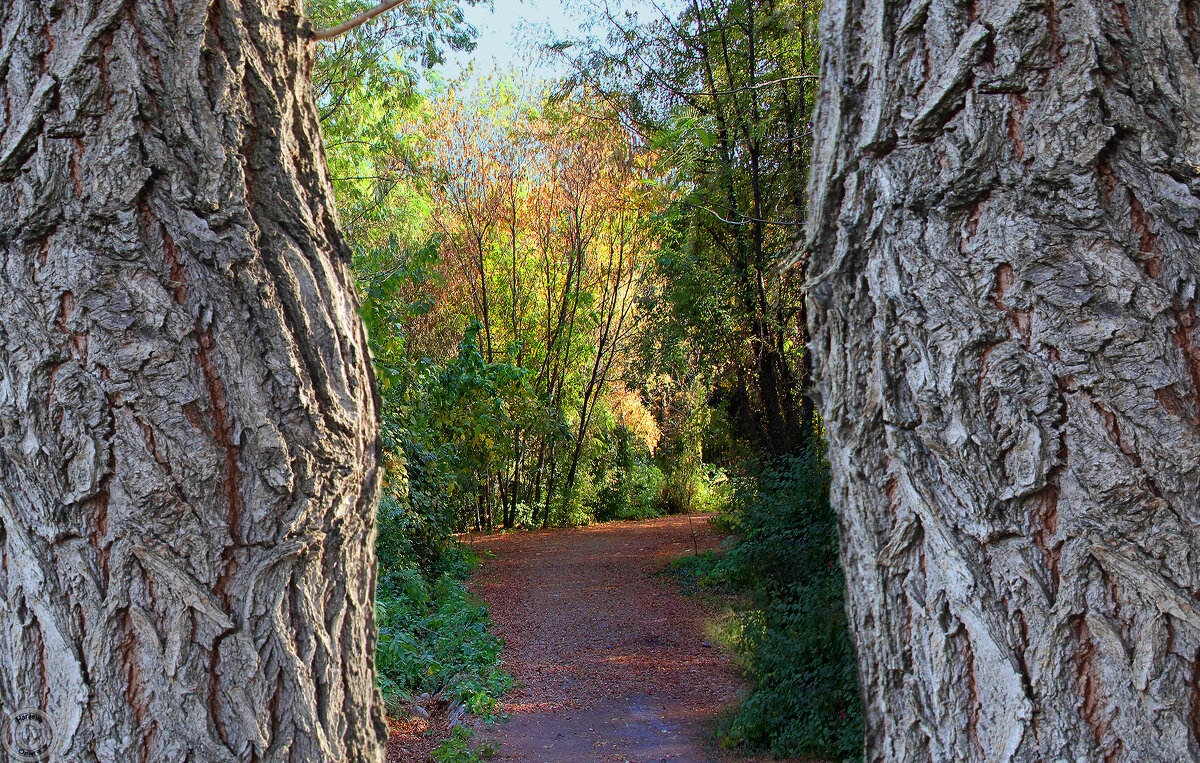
[311,0,407,42]
[687,201,803,227]
[686,74,819,96]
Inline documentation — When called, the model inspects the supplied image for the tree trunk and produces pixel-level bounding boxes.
[806,2,1200,760]
[542,447,557,529]
[0,1,385,760]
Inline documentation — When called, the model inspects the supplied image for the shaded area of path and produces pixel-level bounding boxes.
[466,516,751,763]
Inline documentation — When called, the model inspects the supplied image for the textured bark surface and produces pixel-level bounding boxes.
[806,1,1200,760]
[0,1,385,760]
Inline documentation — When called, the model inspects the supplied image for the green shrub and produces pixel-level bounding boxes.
[375,545,512,717]
[719,451,863,760]
[670,451,863,760]
[665,549,729,595]
[591,426,666,522]
[432,727,498,762]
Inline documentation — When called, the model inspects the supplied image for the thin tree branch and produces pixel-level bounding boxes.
[311,0,407,42]
[686,74,818,96]
[688,201,803,226]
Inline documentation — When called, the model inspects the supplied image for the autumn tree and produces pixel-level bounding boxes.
[807,1,1200,759]
[408,87,660,530]
[0,1,391,759]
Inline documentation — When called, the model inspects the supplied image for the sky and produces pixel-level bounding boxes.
[433,0,583,84]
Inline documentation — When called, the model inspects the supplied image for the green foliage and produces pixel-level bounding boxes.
[665,549,729,595]
[311,0,476,246]
[375,545,512,717]
[338,82,678,534]
[671,452,863,761]
[587,425,664,522]
[563,0,820,457]
[433,727,498,763]
[719,451,862,759]
[360,238,469,569]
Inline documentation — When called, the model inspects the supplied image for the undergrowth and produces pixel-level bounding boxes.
[665,549,730,596]
[432,727,499,763]
[670,450,864,761]
[374,539,511,718]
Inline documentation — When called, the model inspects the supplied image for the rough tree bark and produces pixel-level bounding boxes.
[806,1,1200,761]
[0,1,385,760]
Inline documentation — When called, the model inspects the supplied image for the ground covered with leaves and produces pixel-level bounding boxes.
[461,516,791,762]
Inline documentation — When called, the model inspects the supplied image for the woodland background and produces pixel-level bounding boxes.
[309,0,858,759]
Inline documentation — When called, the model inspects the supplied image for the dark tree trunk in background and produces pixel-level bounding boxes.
[0,1,385,760]
[807,1,1200,760]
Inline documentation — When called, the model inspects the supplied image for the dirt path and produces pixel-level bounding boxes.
[464,516,747,763]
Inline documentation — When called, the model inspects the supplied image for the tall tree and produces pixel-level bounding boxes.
[566,0,819,456]
[807,1,1200,759]
[0,1,385,760]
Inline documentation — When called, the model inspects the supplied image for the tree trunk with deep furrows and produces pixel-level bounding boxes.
[0,1,385,760]
[806,1,1200,760]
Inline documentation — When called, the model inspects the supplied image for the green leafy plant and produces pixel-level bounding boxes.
[670,451,863,761]
[432,727,498,763]
[665,549,729,595]
[720,451,862,759]
[375,544,512,719]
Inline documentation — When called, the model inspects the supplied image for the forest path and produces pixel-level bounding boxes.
[464,515,751,763]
